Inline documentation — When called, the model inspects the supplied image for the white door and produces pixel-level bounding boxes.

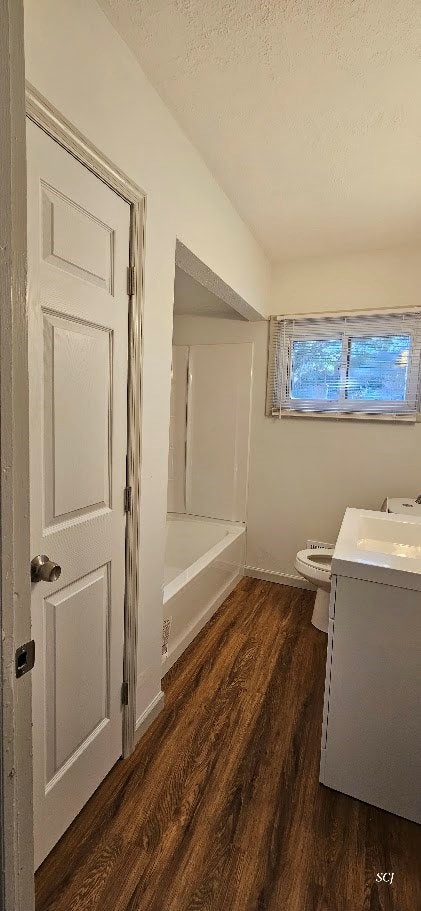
[27,120,131,869]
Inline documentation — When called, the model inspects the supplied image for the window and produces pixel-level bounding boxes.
[266,311,421,419]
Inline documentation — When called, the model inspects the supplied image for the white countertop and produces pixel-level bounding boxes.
[332,507,421,591]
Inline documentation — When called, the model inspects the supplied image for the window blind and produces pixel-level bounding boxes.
[266,311,421,419]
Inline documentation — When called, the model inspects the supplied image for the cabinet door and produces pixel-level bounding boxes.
[323,575,421,823]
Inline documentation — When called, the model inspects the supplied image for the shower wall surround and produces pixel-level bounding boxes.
[167,342,253,522]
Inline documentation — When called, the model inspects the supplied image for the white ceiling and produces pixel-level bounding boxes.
[174,267,246,320]
[98,0,421,263]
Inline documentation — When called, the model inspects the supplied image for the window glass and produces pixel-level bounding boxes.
[346,335,410,401]
[267,312,421,418]
[290,338,342,400]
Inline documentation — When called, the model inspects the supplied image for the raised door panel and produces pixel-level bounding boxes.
[41,183,114,292]
[43,311,112,525]
[44,565,110,785]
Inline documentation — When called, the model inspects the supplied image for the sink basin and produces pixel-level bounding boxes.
[357,515,421,559]
[332,508,421,590]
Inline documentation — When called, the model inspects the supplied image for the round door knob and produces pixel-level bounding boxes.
[31,555,62,583]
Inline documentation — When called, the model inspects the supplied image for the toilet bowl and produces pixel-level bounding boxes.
[294,548,333,633]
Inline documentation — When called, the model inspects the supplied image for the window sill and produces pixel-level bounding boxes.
[277,410,419,424]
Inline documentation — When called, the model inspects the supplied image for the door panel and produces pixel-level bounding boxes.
[27,119,130,869]
[41,182,114,291]
[44,564,110,781]
[43,313,112,522]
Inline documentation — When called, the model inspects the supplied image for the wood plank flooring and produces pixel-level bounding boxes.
[36,578,421,911]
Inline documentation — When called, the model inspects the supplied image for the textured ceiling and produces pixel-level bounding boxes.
[97,0,421,262]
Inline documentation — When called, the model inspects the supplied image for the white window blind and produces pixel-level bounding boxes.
[266,311,421,419]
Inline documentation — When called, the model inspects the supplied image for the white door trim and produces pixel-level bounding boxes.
[25,82,145,757]
[1,5,34,909]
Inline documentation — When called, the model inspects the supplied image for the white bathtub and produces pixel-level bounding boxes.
[163,515,245,669]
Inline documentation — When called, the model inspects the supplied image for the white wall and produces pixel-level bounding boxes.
[272,246,421,316]
[24,0,271,723]
[174,245,421,584]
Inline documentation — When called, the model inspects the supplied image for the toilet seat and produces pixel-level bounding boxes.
[295,548,333,588]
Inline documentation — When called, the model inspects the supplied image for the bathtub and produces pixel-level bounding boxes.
[163,515,245,670]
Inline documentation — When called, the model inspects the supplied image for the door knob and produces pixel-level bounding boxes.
[31,555,61,583]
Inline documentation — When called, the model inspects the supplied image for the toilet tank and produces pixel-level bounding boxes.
[382,497,421,517]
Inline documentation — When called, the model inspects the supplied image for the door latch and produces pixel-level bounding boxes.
[127,266,136,297]
[121,681,129,706]
[15,640,35,678]
[124,486,132,514]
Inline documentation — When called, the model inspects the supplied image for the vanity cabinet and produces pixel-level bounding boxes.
[320,573,421,823]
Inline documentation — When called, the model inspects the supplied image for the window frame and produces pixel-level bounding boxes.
[266,310,421,421]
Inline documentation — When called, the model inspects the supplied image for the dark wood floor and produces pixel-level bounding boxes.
[36,578,421,911]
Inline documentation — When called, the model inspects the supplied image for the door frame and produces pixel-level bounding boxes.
[26,82,146,758]
[1,3,34,909]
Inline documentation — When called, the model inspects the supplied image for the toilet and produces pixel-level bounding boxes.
[295,496,421,633]
[294,548,334,633]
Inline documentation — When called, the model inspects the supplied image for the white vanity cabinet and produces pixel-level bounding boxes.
[320,572,421,823]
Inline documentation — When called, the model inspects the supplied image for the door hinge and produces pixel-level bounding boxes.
[127,265,136,297]
[124,486,132,513]
[121,681,129,706]
[15,640,35,678]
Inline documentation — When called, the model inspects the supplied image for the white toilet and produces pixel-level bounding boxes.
[294,548,334,633]
[295,496,421,633]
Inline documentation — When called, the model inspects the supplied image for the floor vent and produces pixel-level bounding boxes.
[307,539,335,551]
[162,617,172,659]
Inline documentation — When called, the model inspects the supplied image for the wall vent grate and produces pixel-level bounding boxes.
[307,539,335,551]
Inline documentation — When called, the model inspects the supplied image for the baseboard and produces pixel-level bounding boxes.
[134,690,165,744]
[163,573,242,674]
[244,565,315,591]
